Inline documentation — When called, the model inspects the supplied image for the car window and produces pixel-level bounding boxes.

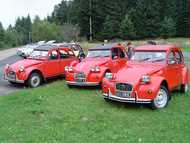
[168,51,175,64]
[49,50,59,60]
[119,49,125,58]
[112,48,119,59]
[175,51,182,64]
[59,49,69,59]
[68,50,75,56]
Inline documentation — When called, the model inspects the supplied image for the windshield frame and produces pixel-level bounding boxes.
[131,50,167,63]
[87,49,111,58]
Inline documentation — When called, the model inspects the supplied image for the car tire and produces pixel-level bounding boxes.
[180,84,188,93]
[104,98,111,102]
[150,86,169,110]
[27,73,42,88]
[67,84,74,88]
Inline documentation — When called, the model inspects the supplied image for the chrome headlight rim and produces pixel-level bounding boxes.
[141,75,151,84]
[19,66,25,72]
[65,66,74,72]
[90,66,100,73]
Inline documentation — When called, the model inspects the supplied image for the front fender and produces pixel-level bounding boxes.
[24,67,44,80]
[138,76,166,100]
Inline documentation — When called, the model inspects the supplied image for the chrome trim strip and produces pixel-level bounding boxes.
[66,81,100,86]
[103,89,151,103]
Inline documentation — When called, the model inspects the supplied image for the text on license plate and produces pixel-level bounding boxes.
[75,79,85,82]
[116,92,131,98]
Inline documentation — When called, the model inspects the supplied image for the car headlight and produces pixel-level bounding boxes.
[19,66,25,72]
[65,66,73,72]
[141,75,151,84]
[90,66,100,72]
[105,73,113,80]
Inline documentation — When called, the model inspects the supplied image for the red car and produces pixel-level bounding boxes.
[4,44,79,88]
[102,45,189,109]
[65,43,128,86]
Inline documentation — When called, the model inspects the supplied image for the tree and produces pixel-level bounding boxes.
[0,22,6,49]
[160,17,176,38]
[120,14,136,39]
[130,0,162,38]
[32,20,60,42]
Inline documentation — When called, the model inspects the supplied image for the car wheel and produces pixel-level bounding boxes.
[180,84,188,93]
[67,84,74,88]
[104,98,111,102]
[151,86,169,110]
[27,73,42,88]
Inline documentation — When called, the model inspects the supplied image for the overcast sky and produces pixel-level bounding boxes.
[0,0,62,28]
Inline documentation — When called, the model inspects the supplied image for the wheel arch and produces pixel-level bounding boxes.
[28,69,45,82]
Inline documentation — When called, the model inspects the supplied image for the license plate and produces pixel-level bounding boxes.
[75,78,85,82]
[116,92,131,98]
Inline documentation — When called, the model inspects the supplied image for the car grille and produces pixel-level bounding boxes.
[116,83,133,91]
[7,71,16,79]
[74,72,86,82]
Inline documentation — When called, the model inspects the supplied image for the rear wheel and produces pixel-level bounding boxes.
[67,84,74,88]
[151,86,169,110]
[104,98,111,102]
[27,73,42,88]
[180,84,188,93]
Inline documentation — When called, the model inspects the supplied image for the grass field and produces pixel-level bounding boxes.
[0,37,189,142]
[0,80,189,143]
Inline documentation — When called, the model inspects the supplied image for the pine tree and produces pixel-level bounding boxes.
[160,17,176,38]
[120,14,136,39]
[131,0,161,38]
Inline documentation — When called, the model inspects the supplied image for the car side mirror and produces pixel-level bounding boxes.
[168,60,176,65]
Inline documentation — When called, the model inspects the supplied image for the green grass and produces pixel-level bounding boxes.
[0,80,190,143]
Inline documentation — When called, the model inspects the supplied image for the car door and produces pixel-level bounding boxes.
[174,50,184,86]
[118,48,127,69]
[44,49,60,77]
[110,48,120,72]
[166,50,180,89]
[59,48,77,74]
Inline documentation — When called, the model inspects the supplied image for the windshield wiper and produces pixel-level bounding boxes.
[139,58,151,62]
[151,59,165,62]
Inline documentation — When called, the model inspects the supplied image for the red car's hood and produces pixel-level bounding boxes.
[115,61,165,85]
[9,59,43,71]
[74,57,110,73]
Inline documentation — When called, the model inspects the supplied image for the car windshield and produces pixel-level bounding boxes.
[87,50,110,58]
[131,51,167,62]
[29,50,48,59]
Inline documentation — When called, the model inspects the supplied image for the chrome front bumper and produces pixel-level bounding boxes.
[4,74,25,83]
[66,81,100,86]
[103,89,151,104]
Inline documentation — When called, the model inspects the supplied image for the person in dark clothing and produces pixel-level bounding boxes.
[126,41,134,59]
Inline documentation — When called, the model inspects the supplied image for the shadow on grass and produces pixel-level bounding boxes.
[104,99,150,110]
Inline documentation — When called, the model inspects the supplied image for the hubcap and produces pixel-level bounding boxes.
[154,88,168,108]
[31,76,40,87]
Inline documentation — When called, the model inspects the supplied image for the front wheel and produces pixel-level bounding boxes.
[180,84,188,93]
[150,86,169,110]
[27,73,42,88]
